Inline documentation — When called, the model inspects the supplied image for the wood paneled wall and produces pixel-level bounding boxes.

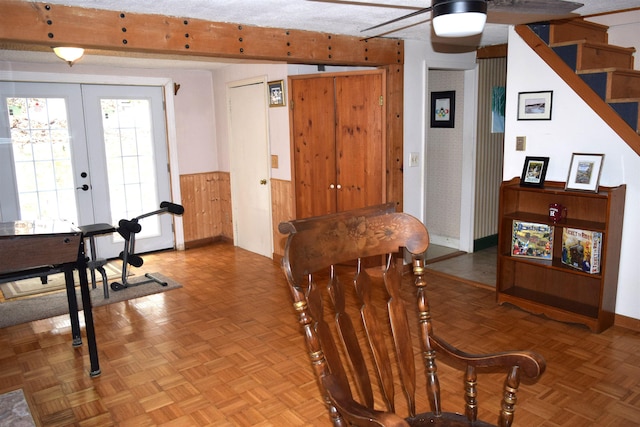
[180,172,232,247]
[271,178,294,258]
[180,173,293,258]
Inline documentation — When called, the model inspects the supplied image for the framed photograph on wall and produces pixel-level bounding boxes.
[520,156,549,188]
[268,80,286,107]
[430,90,455,128]
[517,90,553,120]
[565,153,604,192]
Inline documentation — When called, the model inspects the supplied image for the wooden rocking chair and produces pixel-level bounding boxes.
[279,203,545,426]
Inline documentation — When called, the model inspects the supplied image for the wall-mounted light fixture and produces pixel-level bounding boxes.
[52,47,85,66]
[432,0,487,37]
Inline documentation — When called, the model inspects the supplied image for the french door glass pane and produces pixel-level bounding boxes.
[6,96,77,222]
[101,99,160,238]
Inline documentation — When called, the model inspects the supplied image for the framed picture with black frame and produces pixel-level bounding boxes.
[517,90,553,120]
[430,90,455,128]
[520,156,549,188]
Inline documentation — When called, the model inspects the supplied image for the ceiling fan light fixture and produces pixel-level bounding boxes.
[53,46,85,66]
[432,0,487,38]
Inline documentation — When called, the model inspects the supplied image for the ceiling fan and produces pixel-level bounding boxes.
[310,0,584,38]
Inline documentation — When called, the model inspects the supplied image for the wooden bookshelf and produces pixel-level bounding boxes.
[497,178,626,332]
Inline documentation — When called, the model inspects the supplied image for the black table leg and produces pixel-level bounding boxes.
[64,265,82,347]
[77,239,101,377]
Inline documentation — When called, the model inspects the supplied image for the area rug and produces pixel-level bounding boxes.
[0,273,182,329]
[0,262,124,300]
[0,389,36,427]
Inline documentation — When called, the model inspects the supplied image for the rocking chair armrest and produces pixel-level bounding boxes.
[431,335,546,379]
[322,374,410,427]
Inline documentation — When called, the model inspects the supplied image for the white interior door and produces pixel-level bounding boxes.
[0,82,174,259]
[228,79,273,258]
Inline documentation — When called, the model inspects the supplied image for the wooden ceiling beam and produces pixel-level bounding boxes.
[0,0,404,66]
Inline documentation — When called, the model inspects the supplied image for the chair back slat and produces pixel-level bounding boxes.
[384,257,417,416]
[328,271,375,408]
[354,264,396,412]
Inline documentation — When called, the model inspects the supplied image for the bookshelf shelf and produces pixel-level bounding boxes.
[497,178,626,332]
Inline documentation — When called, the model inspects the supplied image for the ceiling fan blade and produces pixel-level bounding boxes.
[305,0,422,11]
[361,7,432,32]
[487,0,583,15]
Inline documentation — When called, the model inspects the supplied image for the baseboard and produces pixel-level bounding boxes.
[474,234,498,251]
[615,314,640,332]
[184,236,231,249]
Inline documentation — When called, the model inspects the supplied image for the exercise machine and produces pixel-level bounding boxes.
[110,201,184,293]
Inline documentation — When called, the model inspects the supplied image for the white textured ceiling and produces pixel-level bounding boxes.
[2,0,640,69]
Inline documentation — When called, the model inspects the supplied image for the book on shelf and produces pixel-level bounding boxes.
[561,228,602,274]
[511,220,553,260]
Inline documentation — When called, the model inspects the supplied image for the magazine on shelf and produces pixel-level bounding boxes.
[511,221,553,260]
[561,228,602,274]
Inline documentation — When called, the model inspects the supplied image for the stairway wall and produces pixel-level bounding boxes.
[503,26,640,322]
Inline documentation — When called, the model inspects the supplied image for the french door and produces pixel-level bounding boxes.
[0,82,174,258]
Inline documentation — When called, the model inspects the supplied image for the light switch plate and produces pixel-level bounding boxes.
[516,136,526,151]
[409,152,419,167]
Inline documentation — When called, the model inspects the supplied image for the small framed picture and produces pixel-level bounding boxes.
[430,90,455,128]
[268,80,286,107]
[565,153,604,192]
[520,156,549,188]
[517,90,553,120]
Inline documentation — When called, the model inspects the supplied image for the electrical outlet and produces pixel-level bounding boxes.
[409,152,419,167]
[516,136,526,151]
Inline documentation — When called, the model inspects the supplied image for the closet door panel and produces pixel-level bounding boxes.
[335,73,385,212]
[291,77,337,218]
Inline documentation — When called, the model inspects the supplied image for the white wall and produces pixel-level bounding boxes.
[504,26,640,320]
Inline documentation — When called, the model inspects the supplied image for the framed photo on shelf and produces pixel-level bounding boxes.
[268,80,286,107]
[520,156,549,188]
[517,90,553,120]
[511,220,553,260]
[565,153,604,192]
[430,90,455,128]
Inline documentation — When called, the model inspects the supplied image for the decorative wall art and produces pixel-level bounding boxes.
[520,156,549,188]
[268,80,286,107]
[430,90,455,128]
[517,90,553,120]
[565,153,604,192]
[491,86,506,133]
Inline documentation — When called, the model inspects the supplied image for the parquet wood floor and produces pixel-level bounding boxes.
[0,243,639,426]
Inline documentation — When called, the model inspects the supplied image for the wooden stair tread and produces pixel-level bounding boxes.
[549,18,609,44]
[577,68,640,76]
[550,39,636,54]
[607,97,640,103]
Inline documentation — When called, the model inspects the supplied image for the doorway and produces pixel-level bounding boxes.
[227,78,273,259]
[0,82,174,258]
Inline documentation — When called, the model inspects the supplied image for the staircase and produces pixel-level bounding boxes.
[517,19,640,155]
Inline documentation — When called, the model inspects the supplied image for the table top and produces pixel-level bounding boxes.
[0,220,80,237]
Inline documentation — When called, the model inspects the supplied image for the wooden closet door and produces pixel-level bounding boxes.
[335,73,385,212]
[291,76,337,218]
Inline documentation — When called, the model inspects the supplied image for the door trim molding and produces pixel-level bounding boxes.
[0,70,184,250]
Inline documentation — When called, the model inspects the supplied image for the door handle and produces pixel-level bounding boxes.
[76,184,89,191]
[260,179,267,185]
